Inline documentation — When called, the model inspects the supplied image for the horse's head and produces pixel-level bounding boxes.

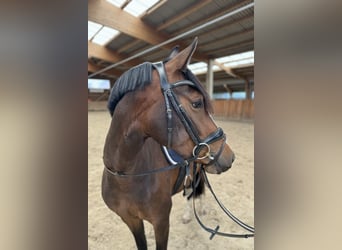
[144,38,235,174]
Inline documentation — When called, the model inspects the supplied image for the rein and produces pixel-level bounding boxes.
[192,164,255,239]
[104,158,193,177]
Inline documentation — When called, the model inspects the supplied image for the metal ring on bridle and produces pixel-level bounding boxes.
[192,142,211,160]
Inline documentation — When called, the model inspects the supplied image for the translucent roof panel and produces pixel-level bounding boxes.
[88,78,111,90]
[188,62,220,75]
[92,26,120,46]
[216,51,254,68]
[188,51,254,75]
[188,62,207,75]
[88,21,102,40]
[213,92,247,100]
[124,0,160,17]
[106,0,126,8]
[225,58,254,68]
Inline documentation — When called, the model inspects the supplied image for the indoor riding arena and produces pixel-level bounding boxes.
[88,1,254,249]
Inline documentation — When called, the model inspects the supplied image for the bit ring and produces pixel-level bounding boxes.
[192,143,211,160]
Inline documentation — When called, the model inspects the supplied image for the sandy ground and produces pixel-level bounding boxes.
[88,111,254,250]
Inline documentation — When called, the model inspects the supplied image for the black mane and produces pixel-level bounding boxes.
[108,62,153,116]
[107,61,213,116]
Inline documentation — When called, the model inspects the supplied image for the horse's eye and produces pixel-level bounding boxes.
[192,100,203,109]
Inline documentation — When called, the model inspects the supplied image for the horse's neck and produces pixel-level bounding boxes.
[104,112,181,194]
[104,114,146,170]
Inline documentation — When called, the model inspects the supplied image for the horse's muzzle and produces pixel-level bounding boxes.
[204,151,235,174]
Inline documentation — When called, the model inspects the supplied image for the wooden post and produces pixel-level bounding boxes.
[245,79,251,99]
[206,59,214,99]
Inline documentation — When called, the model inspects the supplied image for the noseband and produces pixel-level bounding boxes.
[152,62,225,163]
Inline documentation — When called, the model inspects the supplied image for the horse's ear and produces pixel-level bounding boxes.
[163,45,179,63]
[166,37,198,72]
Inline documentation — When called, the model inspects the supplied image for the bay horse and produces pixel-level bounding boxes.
[102,38,235,250]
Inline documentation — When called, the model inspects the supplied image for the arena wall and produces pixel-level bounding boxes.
[212,99,254,120]
[88,99,254,120]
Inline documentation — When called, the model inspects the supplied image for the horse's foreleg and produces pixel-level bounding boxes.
[152,216,170,250]
[182,198,192,224]
[121,216,147,250]
[182,195,207,224]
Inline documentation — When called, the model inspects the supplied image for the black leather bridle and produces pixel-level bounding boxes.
[153,61,226,164]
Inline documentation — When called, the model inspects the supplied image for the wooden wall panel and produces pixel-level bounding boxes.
[212,99,254,120]
[88,99,254,120]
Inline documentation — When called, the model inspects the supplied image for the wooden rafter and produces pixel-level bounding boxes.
[88,0,209,62]
[191,15,253,39]
[88,41,141,66]
[214,61,238,78]
[156,0,213,31]
[88,62,121,77]
[89,0,167,45]
[173,0,253,36]
[223,84,233,94]
[204,39,254,55]
[117,40,141,54]
[88,41,120,62]
[118,1,215,54]
[199,28,253,48]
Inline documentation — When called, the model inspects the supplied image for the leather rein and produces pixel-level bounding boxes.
[192,163,255,239]
[104,61,254,238]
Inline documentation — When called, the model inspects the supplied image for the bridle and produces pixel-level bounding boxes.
[153,61,226,164]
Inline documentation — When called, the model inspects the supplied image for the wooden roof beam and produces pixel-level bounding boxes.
[173,0,253,36]
[88,0,209,62]
[223,84,233,94]
[115,0,206,55]
[199,28,253,48]
[89,0,167,45]
[157,0,213,31]
[190,15,253,38]
[117,40,141,54]
[88,62,121,77]
[214,60,238,78]
[88,41,142,67]
[88,41,120,62]
[203,39,254,55]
